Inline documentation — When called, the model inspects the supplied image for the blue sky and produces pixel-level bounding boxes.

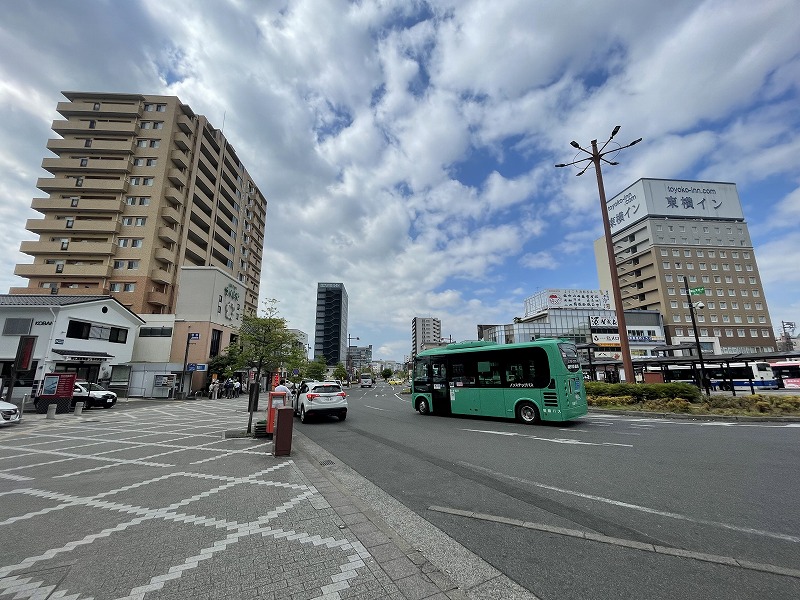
[1,0,798,361]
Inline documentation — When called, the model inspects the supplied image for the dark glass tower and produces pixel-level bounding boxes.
[314,283,348,366]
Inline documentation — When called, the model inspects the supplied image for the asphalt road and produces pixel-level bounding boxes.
[297,381,800,600]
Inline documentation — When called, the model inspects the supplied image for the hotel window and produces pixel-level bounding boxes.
[716,289,724,296]
[747,316,755,323]
[734,316,742,323]
[755,302,763,309]
[719,251,726,257]
[672,249,680,256]
[728,289,736,296]
[732,251,739,258]
[697,315,705,322]
[696,250,704,257]
[741,289,749,296]
[702,276,709,283]
[748,277,756,284]
[699,262,706,270]
[725,276,732,283]
[758,316,766,323]
[668,287,675,295]
[749,329,758,337]
[708,250,715,257]
[713,328,721,336]
[746,264,753,271]
[719,301,727,309]
[675,328,684,336]
[761,329,770,337]
[665,274,673,282]
[725,329,734,337]
[711,264,718,271]
[689,275,697,282]
[737,277,745,284]
[707,302,715,309]
[660,248,668,256]
[700,329,708,336]
[662,262,670,269]
[687,263,694,270]
[722,315,730,323]
[722,263,730,271]
[673,315,681,323]
[714,276,721,283]
[743,302,751,309]
[731,302,738,309]
[737,329,745,337]
[675,262,682,269]
[684,314,693,323]
[670,301,678,308]
[743,252,751,259]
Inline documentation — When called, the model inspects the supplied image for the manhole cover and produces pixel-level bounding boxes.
[319,459,335,467]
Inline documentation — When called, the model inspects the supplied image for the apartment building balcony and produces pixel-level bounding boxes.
[20,240,116,256]
[147,290,170,306]
[52,119,137,136]
[157,226,179,244]
[167,168,188,187]
[26,218,120,235]
[174,132,191,150]
[14,262,112,278]
[31,197,124,214]
[37,176,127,194]
[164,186,185,206]
[154,247,175,264]
[56,100,142,119]
[176,114,194,134]
[150,267,173,284]
[160,205,181,224]
[41,157,130,174]
[171,150,190,170]
[46,138,134,154]
[8,286,102,297]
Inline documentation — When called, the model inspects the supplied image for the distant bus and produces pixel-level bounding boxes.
[660,362,779,391]
[411,339,587,424]
[770,360,800,389]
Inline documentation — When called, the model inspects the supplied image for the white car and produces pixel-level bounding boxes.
[360,374,373,387]
[74,381,117,409]
[293,381,347,423]
[0,399,21,426]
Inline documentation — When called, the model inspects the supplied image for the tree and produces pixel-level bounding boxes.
[381,368,392,381]
[208,342,245,380]
[333,362,348,382]
[240,299,297,433]
[306,357,328,381]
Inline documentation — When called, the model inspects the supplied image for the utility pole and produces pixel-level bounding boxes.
[556,126,642,384]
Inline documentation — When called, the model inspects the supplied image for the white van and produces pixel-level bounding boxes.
[360,374,373,388]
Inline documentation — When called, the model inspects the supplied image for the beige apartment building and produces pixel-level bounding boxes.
[11,91,266,316]
[595,178,776,354]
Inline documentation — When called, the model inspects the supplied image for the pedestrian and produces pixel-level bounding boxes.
[274,379,292,409]
[224,378,233,399]
[234,379,241,397]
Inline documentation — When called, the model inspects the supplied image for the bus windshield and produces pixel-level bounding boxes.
[558,342,581,372]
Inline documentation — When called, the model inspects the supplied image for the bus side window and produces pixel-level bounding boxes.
[450,362,476,386]
[477,360,502,387]
[432,362,446,380]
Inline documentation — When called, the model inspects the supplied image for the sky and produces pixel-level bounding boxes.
[1,0,799,362]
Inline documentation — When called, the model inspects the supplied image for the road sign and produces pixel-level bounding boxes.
[188,332,200,340]
[187,363,197,372]
[689,287,705,295]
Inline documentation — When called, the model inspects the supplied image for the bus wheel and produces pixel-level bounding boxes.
[516,401,539,425]
[417,398,430,415]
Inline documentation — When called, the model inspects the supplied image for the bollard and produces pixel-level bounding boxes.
[273,406,294,456]
[74,401,84,416]
[46,404,57,419]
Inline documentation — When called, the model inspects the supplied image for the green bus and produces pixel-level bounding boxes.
[411,339,587,424]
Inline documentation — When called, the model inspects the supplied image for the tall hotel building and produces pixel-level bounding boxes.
[595,178,776,354]
[11,91,266,316]
[315,283,348,366]
[412,316,442,356]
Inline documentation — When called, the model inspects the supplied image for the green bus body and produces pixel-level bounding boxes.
[411,339,587,423]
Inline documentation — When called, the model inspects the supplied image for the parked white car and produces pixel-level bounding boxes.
[293,381,347,423]
[0,399,21,426]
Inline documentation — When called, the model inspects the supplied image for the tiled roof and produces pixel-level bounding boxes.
[0,294,112,306]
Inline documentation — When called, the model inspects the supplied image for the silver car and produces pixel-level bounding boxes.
[293,381,347,423]
[0,399,21,426]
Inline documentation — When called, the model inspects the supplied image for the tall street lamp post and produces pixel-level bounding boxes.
[347,335,359,380]
[684,278,709,395]
[556,126,642,383]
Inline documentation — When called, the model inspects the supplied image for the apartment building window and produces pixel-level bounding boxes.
[131,239,143,248]
[130,177,140,185]
[110,283,122,291]
[722,263,730,271]
[719,301,727,309]
[135,217,146,226]
[144,103,155,111]
[146,158,157,166]
[65,218,74,229]
[114,260,125,269]
[127,260,139,270]
[731,301,739,309]
[719,250,726,257]
[122,217,133,226]
[124,283,135,292]
[137,139,148,147]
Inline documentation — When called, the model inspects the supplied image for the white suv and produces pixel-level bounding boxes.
[294,381,347,423]
[360,374,373,387]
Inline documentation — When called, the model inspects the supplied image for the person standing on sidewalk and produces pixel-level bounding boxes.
[274,379,291,409]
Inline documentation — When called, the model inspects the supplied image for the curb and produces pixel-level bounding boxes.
[587,407,800,422]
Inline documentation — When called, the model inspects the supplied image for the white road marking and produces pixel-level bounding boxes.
[364,405,388,411]
[460,461,800,544]
[460,429,633,448]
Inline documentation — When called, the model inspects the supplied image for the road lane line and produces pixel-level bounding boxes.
[459,461,800,544]
[364,405,388,411]
[461,429,633,448]
[427,505,800,580]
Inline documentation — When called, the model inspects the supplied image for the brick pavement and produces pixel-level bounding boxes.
[0,396,533,600]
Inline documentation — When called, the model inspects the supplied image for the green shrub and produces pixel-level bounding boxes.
[585,381,701,403]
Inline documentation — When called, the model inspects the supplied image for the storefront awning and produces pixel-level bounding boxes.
[51,349,115,361]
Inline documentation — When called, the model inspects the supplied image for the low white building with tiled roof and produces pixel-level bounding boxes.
[0,295,144,402]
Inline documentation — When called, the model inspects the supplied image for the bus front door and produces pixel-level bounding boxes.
[430,361,450,414]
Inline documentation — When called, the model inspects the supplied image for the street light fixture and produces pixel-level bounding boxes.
[683,278,709,395]
[556,126,642,383]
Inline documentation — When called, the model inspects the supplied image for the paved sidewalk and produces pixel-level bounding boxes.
[0,395,535,600]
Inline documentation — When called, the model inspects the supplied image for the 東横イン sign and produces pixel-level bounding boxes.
[689,287,705,295]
